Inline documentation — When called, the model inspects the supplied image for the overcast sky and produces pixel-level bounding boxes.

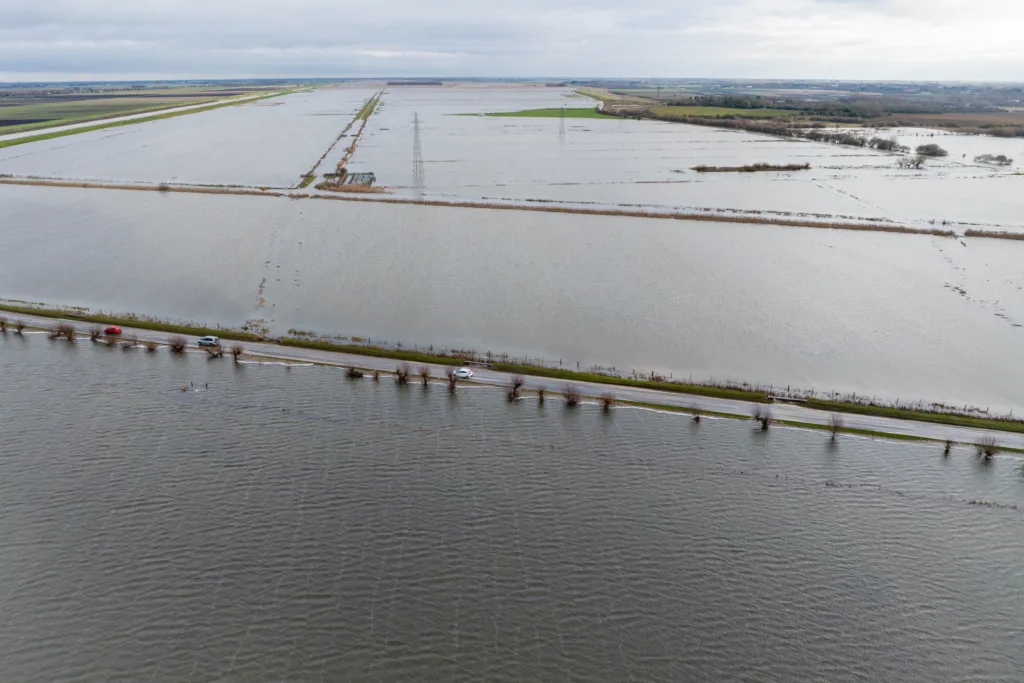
[2,0,1022,82]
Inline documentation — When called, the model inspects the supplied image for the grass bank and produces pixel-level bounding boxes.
[800,398,1024,434]
[0,175,956,238]
[693,163,811,173]
[0,302,263,342]
[649,105,791,119]
[0,92,287,150]
[7,300,1024,438]
[483,108,613,119]
[963,229,1024,241]
[487,362,769,402]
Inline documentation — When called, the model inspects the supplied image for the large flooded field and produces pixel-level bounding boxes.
[2,84,1023,412]
[1,339,1021,681]
[3,183,1024,411]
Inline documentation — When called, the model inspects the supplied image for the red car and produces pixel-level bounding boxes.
[104,326,122,335]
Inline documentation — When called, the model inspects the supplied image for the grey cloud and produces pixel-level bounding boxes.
[0,0,1021,80]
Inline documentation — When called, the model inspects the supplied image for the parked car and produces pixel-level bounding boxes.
[104,326,122,335]
[453,368,474,379]
[197,335,220,347]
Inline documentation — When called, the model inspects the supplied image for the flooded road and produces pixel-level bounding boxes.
[1,339,1022,681]
[3,183,1024,412]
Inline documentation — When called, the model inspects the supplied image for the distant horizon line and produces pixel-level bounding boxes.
[3,76,1024,86]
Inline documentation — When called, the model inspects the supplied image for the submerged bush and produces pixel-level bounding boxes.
[564,384,581,407]
[976,435,999,461]
[395,363,410,385]
[599,392,616,412]
[169,336,187,353]
[915,143,948,157]
[829,413,845,441]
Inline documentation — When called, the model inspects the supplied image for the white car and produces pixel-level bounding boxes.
[453,367,473,379]
[197,335,221,347]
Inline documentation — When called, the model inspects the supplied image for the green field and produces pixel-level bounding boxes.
[649,105,791,118]
[0,93,286,151]
[0,95,221,135]
[484,107,612,119]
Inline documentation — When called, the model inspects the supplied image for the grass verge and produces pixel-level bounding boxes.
[483,108,613,119]
[800,398,1024,434]
[693,163,811,173]
[0,92,288,150]
[488,362,769,402]
[649,105,791,119]
[7,300,1024,440]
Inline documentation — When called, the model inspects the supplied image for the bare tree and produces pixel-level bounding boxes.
[89,326,103,342]
[753,405,773,431]
[563,383,581,407]
[169,336,187,353]
[205,344,224,358]
[145,340,158,352]
[418,365,431,386]
[508,374,525,401]
[829,413,844,441]
[446,368,458,392]
[976,435,999,462]
[943,438,954,456]
[536,386,546,405]
[599,392,616,412]
[347,366,364,378]
[373,370,380,382]
[0,316,6,333]
[14,320,25,334]
[395,363,410,385]
[231,344,244,362]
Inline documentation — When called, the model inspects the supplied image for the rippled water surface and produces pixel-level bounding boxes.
[1,339,1022,681]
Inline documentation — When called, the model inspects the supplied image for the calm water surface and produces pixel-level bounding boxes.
[0,338,1022,681]
[2,184,1024,411]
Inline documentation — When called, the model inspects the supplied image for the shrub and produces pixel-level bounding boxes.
[537,386,546,405]
[943,438,954,456]
[169,336,187,353]
[205,344,224,358]
[419,365,431,386]
[231,344,244,361]
[446,368,458,392]
[0,316,6,333]
[396,363,410,385]
[14,319,24,334]
[347,366,364,379]
[145,340,158,352]
[753,405,773,431]
[915,143,948,157]
[90,326,103,342]
[599,392,616,412]
[51,322,75,341]
[976,435,999,461]
[829,413,844,440]
[373,369,380,381]
[564,383,581,407]
[508,374,525,401]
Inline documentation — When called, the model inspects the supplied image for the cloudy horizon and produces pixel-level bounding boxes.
[3,0,1023,82]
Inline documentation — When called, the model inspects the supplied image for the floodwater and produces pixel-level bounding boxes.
[1,339,1022,681]
[3,85,1023,230]
[3,184,1024,412]
[0,87,378,187]
[346,87,1024,232]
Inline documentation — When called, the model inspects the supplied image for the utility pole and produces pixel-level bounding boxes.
[412,112,424,186]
